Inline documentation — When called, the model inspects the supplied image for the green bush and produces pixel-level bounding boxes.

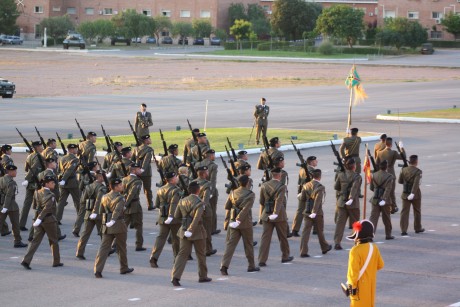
[41,37,65,46]
[358,39,376,46]
[428,40,460,48]
[224,40,263,50]
[318,41,335,55]
[336,47,400,55]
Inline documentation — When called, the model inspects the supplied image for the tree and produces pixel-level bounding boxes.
[93,19,115,43]
[77,21,97,43]
[213,28,228,41]
[172,21,193,45]
[441,12,460,38]
[315,5,364,48]
[251,17,271,38]
[0,0,20,34]
[404,21,428,49]
[230,19,252,50]
[112,9,155,45]
[153,15,172,46]
[382,17,427,50]
[39,15,74,45]
[228,3,247,27]
[375,28,404,50]
[271,0,322,40]
[247,4,266,21]
[192,19,212,38]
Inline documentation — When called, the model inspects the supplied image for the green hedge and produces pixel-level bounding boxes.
[224,41,262,50]
[427,40,460,48]
[336,47,400,55]
[41,37,65,46]
[358,39,376,46]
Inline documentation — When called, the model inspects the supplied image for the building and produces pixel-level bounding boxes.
[15,0,259,40]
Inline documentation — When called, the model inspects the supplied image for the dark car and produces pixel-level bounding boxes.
[210,37,221,46]
[421,43,434,55]
[63,34,85,49]
[178,37,189,45]
[193,37,205,45]
[146,37,156,44]
[161,36,173,44]
[0,78,15,98]
[111,36,131,46]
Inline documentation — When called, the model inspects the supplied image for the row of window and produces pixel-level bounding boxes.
[34,6,211,18]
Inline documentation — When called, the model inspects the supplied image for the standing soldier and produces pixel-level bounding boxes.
[76,170,107,260]
[159,144,181,174]
[257,137,283,171]
[340,128,362,173]
[258,168,294,266]
[21,175,63,270]
[399,155,424,236]
[110,146,131,179]
[376,137,405,214]
[134,135,154,211]
[369,160,395,240]
[333,158,362,250]
[20,141,45,231]
[102,141,123,172]
[0,165,28,248]
[123,163,145,251]
[374,134,387,158]
[1,144,14,236]
[170,181,211,287]
[94,178,134,278]
[253,98,270,145]
[57,144,80,227]
[299,169,332,257]
[134,103,153,138]
[150,172,182,268]
[220,175,259,275]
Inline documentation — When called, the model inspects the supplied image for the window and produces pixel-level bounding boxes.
[142,9,152,16]
[180,10,191,18]
[67,7,76,15]
[432,12,443,19]
[85,8,94,15]
[103,8,113,15]
[430,31,443,39]
[384,10,395,18]
[407,11,419,19]
[52,7,61,12]
[34,6,43,13]
[200,10,211,18]
[162,10,171,17]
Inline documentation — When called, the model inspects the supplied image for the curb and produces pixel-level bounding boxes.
[376,115,460,124]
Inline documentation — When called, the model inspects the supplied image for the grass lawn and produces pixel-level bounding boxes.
[205,49,364,59]
[385,108,460,119]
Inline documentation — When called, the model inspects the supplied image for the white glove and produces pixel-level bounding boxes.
[407,193,415,200]
[59,180,65,186]
[379,200,386,206]
[33,219,42,227]
[164,217,173,224]
[297,193,302,200]
[21,180,28,187]
[398,141,404,148]
[268,214,278,220]
[89,213,97,220]
[1,208,7,214]
[106,172,112,178]
[345,199,353,206]
[230,221,241,229]
[184,231,192,238]
[309,213,317,219]
[140,168,145,174]
[106,220,115,227]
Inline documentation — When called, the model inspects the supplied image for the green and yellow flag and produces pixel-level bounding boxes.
[345,65,368,105]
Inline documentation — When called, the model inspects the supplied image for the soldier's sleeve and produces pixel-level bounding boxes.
[273,185,287,216]
[80,185,89,205]
[382,175,394,201]
[311,185,325,214]
[224,193,233,210]
[236,192,255,222]
[369,175,375,192]
[134,113,139,133]
[174,199,183,220]
[259,185,265,206]
[168,188,181,217]
[202,185,211,205]
[266,105,270,116]
[339,141,346,158]
[253,106,258,118]
[147,113,153,127]
[256,153,265,170]
[411,170,422,194]
[154,189,161,209]
[125,180,142,207]
[37,193,54,221]
[62,159,78,182]
[3,181,16,210]
[93,185,108,215]
[349,174,362,199]
[24,155,35,181]
[334,175,341,191]
[188,201,204,232]
[102,154,110,170]
[141,150,152,170]
[111,195,125,221]
[88,145,96,162]
[209,164,218,188]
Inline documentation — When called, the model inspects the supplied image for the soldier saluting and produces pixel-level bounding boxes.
[253,98,269,145]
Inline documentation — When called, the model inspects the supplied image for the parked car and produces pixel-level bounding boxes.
[210,37,221,46]
[0,78,15,98]
[111,36,131,46]
[193,37,205,45]
[161,36,173,44]
[2,35,23,45]
[146,37,157,44]
[63,34,85,49]
[421,43,434,55]
[131,37,141,43]
[178,37,189,45]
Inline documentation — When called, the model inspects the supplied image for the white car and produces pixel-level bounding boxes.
[2,35,23,45]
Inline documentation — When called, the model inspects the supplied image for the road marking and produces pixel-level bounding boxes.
[428,229,436,232]
[425,185,432,187]
[402,235,410,237]
[217,277,228,281]
[87,244,93,246]
[149,232,157,235]
[449,302,460,307]
[375,241,385,244]
[313,255,323,258]
[10,257,18,259]
[174,288,185,291]
[282,262,293,264]
[451,224,459,227]
[128,298,141,301]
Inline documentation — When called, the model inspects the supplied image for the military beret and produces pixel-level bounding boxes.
[274,156,284,163]
[87,161,98,169]
[141,134,150,140]
[238,150,247,156]
[121,146,132,154]
[239,164,251,171]
[238,175,249,186]
[88,132,97,137]
[114,141,123,147]
[2,144,12,151]
[192,128,200,133]
[5,164,17,171]
[45,157,55,163]
[197,166,208,171]
[110,178,123,186]
[351,128,359,133]
[345,158,356,165]
[189,181,200,189]
[130,162,141,168]
[380,134,387,140]
[67,144,78,149]
[141,103,147,108]
[269,137,279,146]
[31,141,42,147]
[43,175,55,183]
[46,138,56,145]
[312,169,322,177]
[271,168,282,174]
[197,133,206,137]
[205,149,215,154]
[165,172,176,179]
[168,144,178,150]
[307,156,317,162]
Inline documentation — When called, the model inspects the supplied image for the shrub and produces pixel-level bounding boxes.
[318,41,335,55]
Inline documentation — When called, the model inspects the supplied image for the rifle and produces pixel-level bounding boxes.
[187,119,202,162]
[128,120,142,147]
[16,128,46,171]
[78,148,94,185]
[108,136,128,177]
[260,135,273,184]
[395,143,409,168]
[75,118,86,141]
[227,137,238,161]
[56,132,67,155]
[291,140,311,193]
[220,155,239,194]
[159,129,168,156]
[330,140,345,172]
[95,157,110,191]
[248,118,256,145]
[366,147,377,172]
[16,128,34,153]
[101,125,112,153]
[225,145,238,175]
[152,150,167,187]
[34,126,47,149]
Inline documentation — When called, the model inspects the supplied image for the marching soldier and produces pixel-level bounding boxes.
[150,172,182,268]
[43,138,59,163]
[183,128,199,165]
[170,181,211,287]
[1,144,14,236]
[189,133,210,167]
[253,97,269,145]
[333,158,362,250]
[178,165,190,187]
[374,134,387,158]
[220,175,259,275]
[258,168,294,266]
[0,165,28,248]
[94,178,134,278]
[20,141,45,231]
[57,144,80,227]
[123,162,145,251]
[399,155,424,235]
[102,141,123,171]
[110,146,131,179]
[237,164,253,190]
[369,160,395,240]
[133,135,154,211]
[376,137,406,214]
[21,175,63,270]
[159,144,181,174]
[76,170,107,260]
[299,169,332,257]
[340,127,362,173]
[74,161,98,237]
[234,150,250,173]
[134,103,153,138]
[257,137,283,171]
[273,156,292,238]
[79,132,97,163]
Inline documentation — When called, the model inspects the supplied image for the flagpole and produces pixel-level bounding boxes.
[204,99,209,132]
[346,87,353,135]
[363,143,369,219]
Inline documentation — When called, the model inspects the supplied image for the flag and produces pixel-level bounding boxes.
[363,154,372,184]
[345,65,368,105]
